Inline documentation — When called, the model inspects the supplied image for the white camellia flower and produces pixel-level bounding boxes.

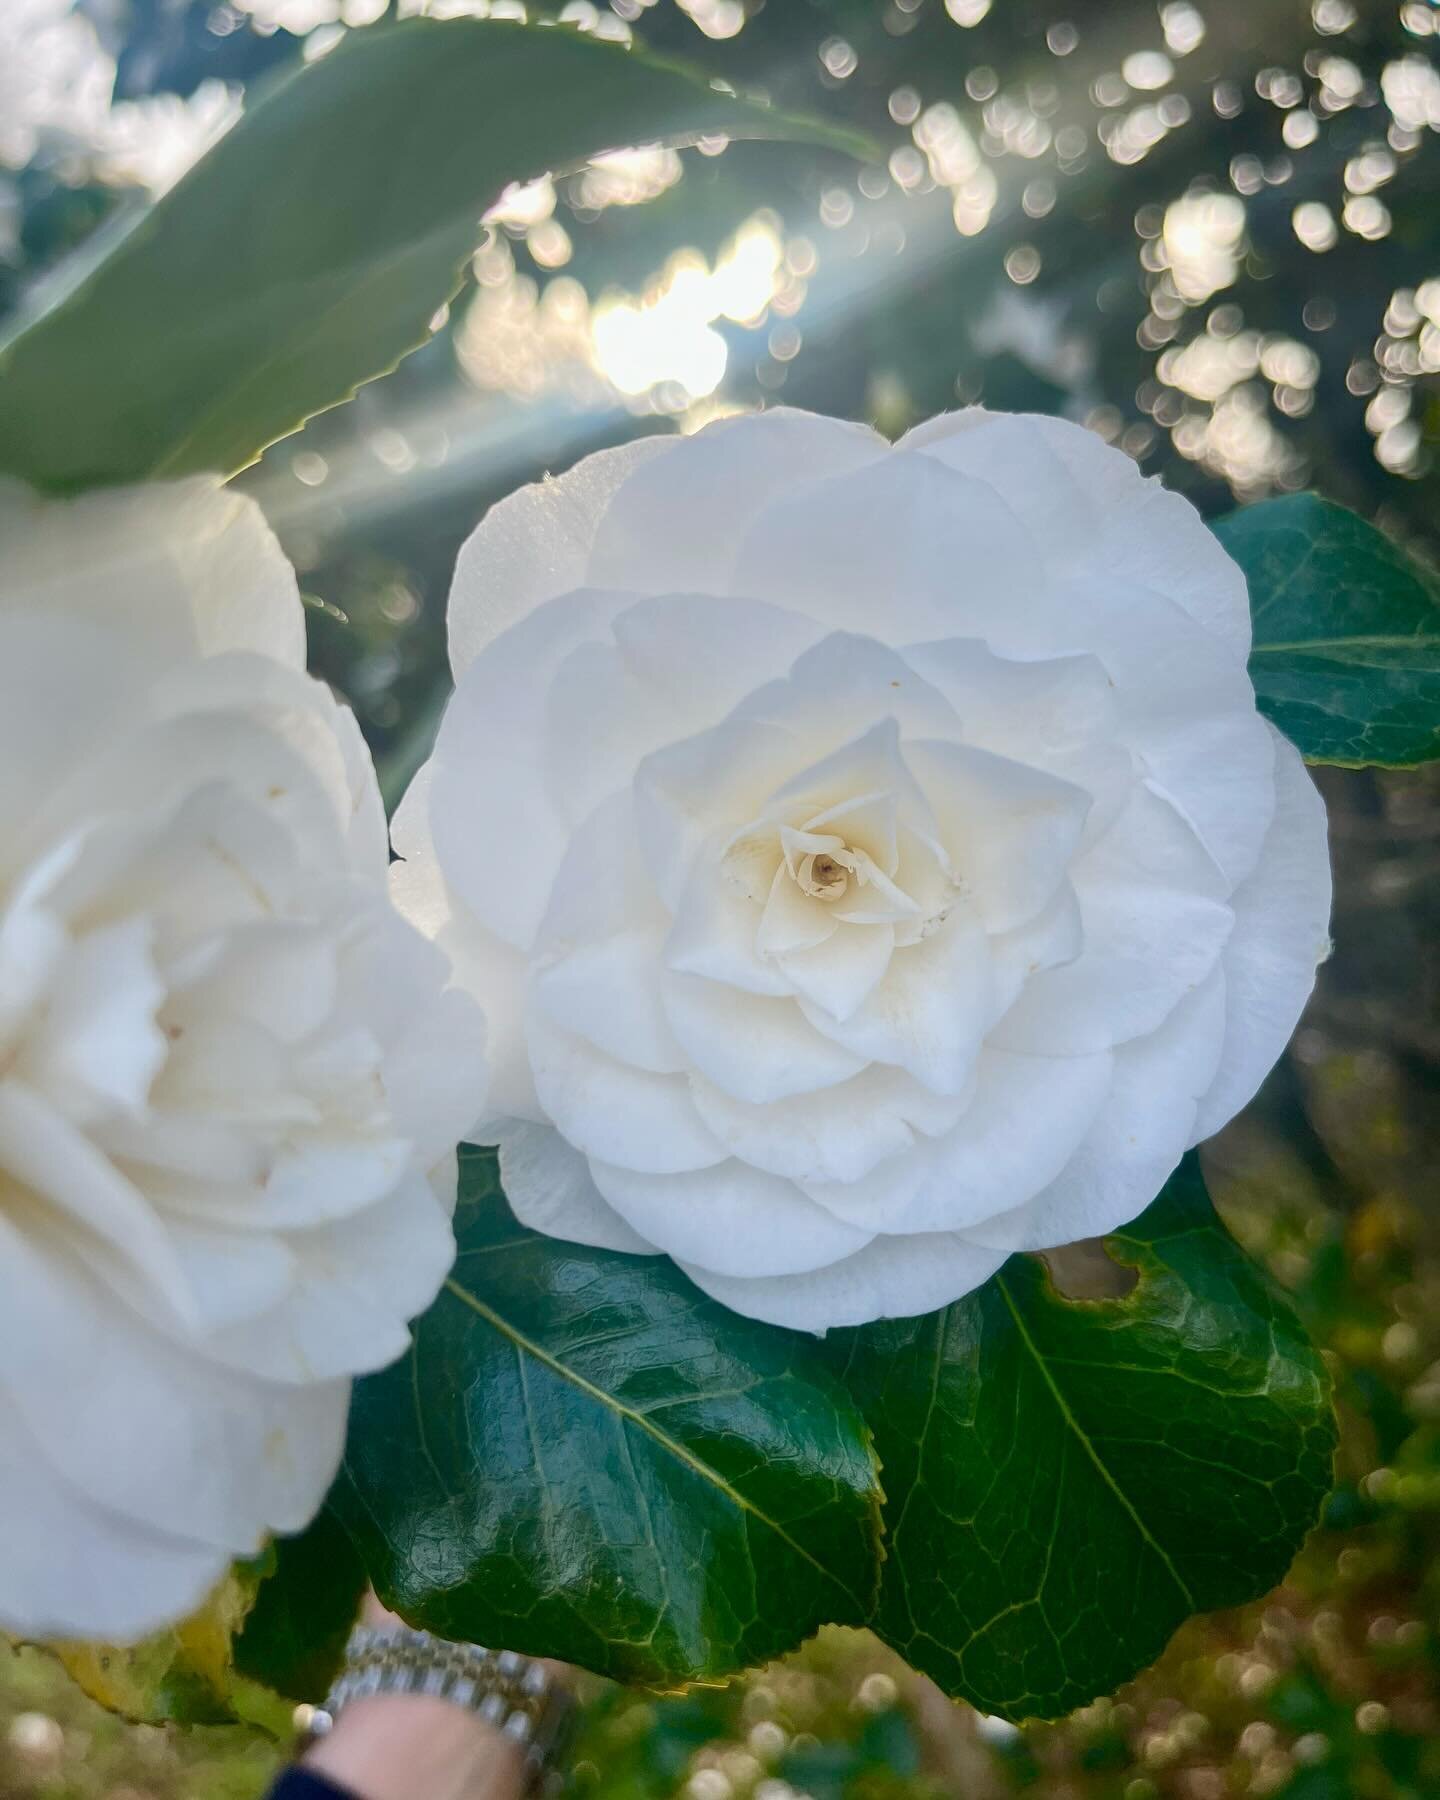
[0,478,483,1642]
[395,408,1331,1333]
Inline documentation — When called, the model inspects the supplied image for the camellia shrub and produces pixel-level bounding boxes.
[1,10,1436,1738]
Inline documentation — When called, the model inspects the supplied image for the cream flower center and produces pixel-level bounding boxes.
[796,850,850,901]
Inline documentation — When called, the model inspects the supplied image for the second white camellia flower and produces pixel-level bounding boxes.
[0,477,484,1642]
[396,408,1331,1332]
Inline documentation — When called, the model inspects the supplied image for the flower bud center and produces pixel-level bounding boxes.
[797,851,850,901]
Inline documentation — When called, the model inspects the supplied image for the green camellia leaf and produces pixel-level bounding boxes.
[333,1148,883,1688]
[1217,492,1440,766]
[0,19,868,494]
[827,1156,1336,1723]
[233,1505,366,1704]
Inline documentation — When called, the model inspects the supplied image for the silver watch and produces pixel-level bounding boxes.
[302,1624,576,1797]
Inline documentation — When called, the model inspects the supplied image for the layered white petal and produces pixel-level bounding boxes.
[662,970,868,1102]
[663,851,792,997]
[679,1229,1009,1332]
[1191,729,1332,1140]
[904,739,1090,934]
[806,1045,1114,1235]
[590,1156,873,1279]
[731,448,1039,643]
[899,409,1252,659]
[496,1120,658,1255]
[0,1212,348,1550]
[448,435,673,675]
[636,715,805,910]
[589,408,886,597]
[690,1062,961,1186]
[0,1387,225,1644]
[737,631,963,748]
[424,588,635,949]
[965,973,1228,1253]
[0,475,305,670]
[992,786,1234,1054]
[800,905,993,1096]
[526,1002,725,1172]
[543,595,822,829]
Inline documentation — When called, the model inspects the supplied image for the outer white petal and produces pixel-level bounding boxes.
[393,769,537,1126]
[587,408,887,597]
[0,1388,226,1644]
[0,614,157,861]
[533,788,669,950]
[986,884,1084,1022]
[0,1082,195,1327]
[448,435,674,675]
[525,1003,726,1173]
[805,1045,1114,1235]
[495,1120,658,1255]
[898,409,1251,659]
[689,1061,962,1186]
[590,1157,873,1279]
[964,972,1228,1253]
[732,448,1040,642]
[899,639,1119,769]
[613,592,827,704]
[960,565,1273,889]
[35,712,350,897]
[1191,728,1331,1141]
[426,588,634,949]
[1132,702,1277,893]
[991,785,1234,1055]
[545,595,827,829]
[679,1230,1009,1333]
[530,794,684,1073]
[200,1172,457,1385]
[535,927,685,1075]
[375,982,485,1173]
[150,652,390,880]
[157,1220,296,1334]
[736,630,962,748]
[661,971,867,1103]
[0,476,306,670]
[0,1213,347,1551]
[1052,571,1276,887]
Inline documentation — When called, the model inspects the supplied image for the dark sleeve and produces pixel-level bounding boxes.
[265,1769,361,1800]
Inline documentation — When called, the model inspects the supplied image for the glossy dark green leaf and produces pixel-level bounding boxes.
[233,1505,366,1704]
[333,1148,882,1688]
[0,19,867,493]
[1216,493,1440,766]
[829,1156,1336,1722]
